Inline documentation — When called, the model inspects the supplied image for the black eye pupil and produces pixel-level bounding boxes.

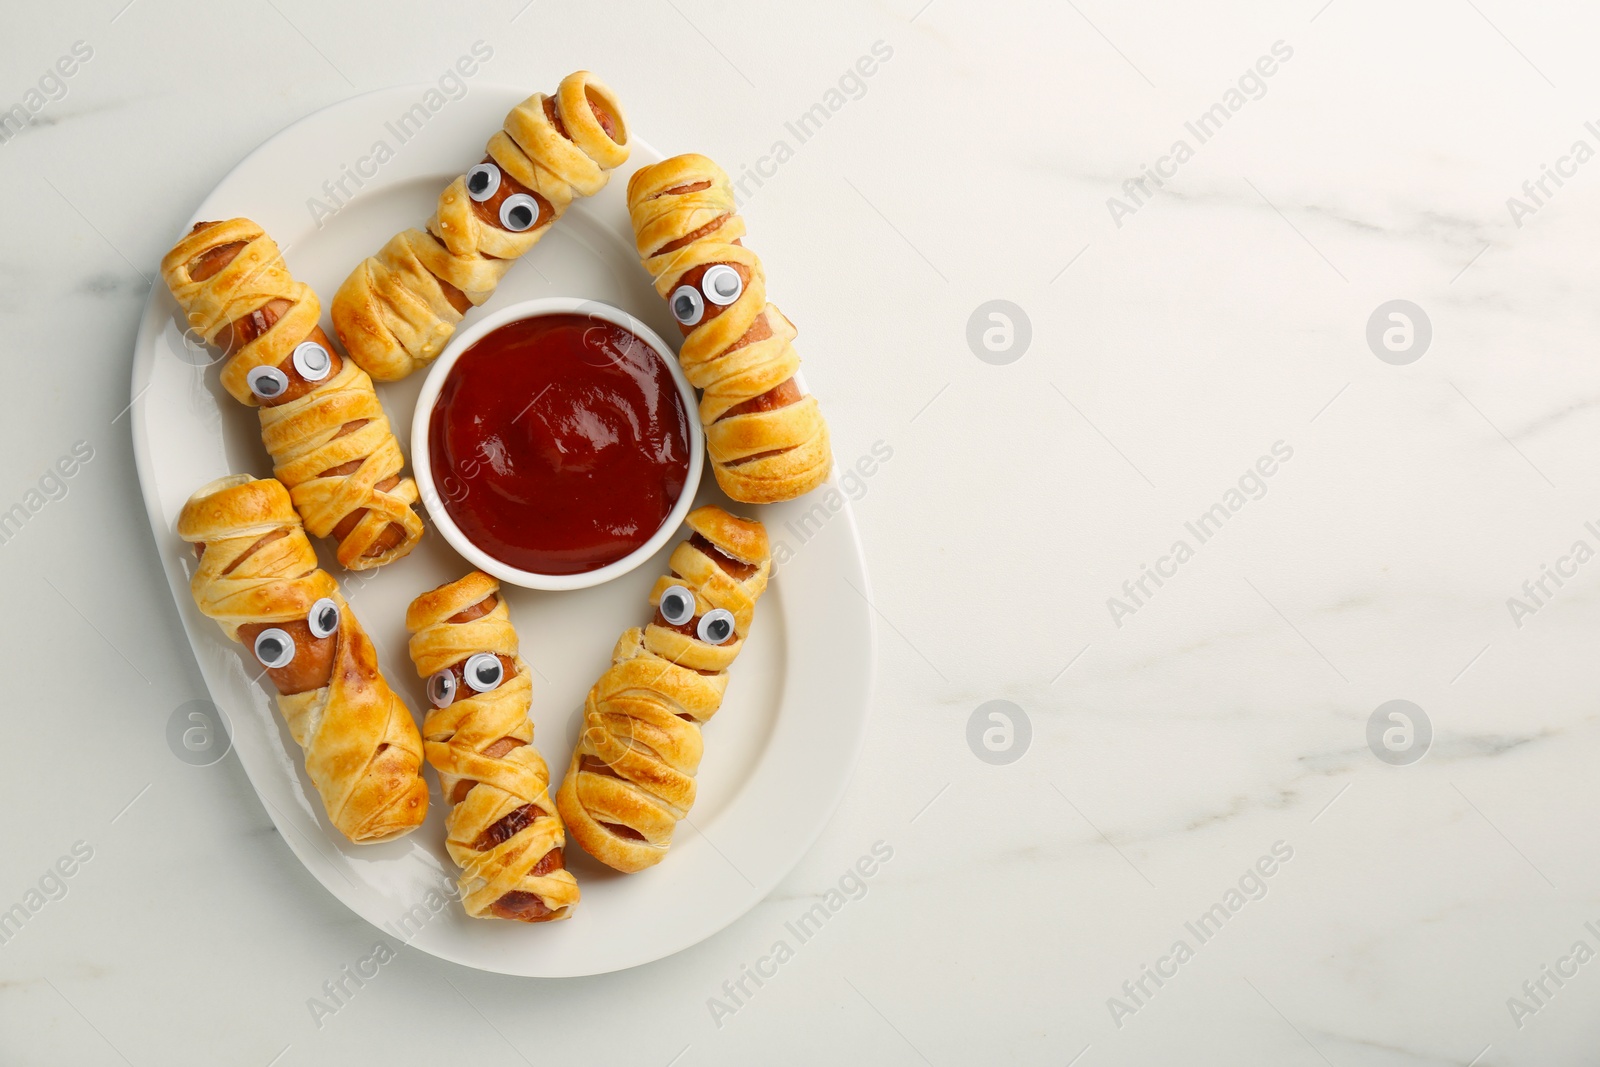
[510,206,531,227]
[675,296,693,317]
[479,665,497,684]
[711,620,729,639]
[319,608,335,630]
[469,172,487,191]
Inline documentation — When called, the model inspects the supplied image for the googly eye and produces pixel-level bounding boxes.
[697,608,736,646]
[701,265,743,306]
[292,341,332,382]
[246,364,289,401]
[253,627,296,669]
[658,584,695,626]
[307,597,339,639]
[466,163,501,202]
[499,193,539,232]
[464,652,504,693]
[427,669,457,709]
[670,285,704,326]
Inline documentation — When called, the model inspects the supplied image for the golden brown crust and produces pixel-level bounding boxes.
[405,571,500,634]
[406,573,579,920]
[685,505,769,564]
[556,508,771,872]
[161,219,318,406]
[626,154,831,503]
[177,476,428,843]
[332,71,630,381]
[160,220,424,571]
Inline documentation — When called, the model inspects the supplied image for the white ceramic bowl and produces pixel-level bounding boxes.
[411,297,704,591]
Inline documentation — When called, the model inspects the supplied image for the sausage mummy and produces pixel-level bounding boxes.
[177,475,429,843]
[627,153,831,504]
[556,507,770,873]
[160,219,424,571]
[405,573,579,922]
[331,71,630,381]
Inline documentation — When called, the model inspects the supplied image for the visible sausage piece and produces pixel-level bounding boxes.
[671,261,748,335]
[488,891,554,922]
[658,214,727,257]
[720,307,772,351]
[487,847,566,922]
[431,652,517,707]
[183,223,345,406]
[472,802,544,851]
[185,225,409,558]
[184,231,246,282]
[586,93,620,141]
[215,522,339,696]
[436,275,473,314]
[662,181,712,197]
[722,377,801,420]
[440,594,523,802]
[579,755,621,778]
[648,542,758,631]
[327,473,406,557]
[576,760,652,840]
[651,609,696,637]
[465,154,552,241]
[237,618,337,696]
[667,264,802,425]
[543,93,619,143]
[436,91,620,308]
[602,822,646,842]
[447,735,527,806]
[689,534,759,578]
[305,420,406,556]
[447,593,498,624]
[644,199,813,451]
[207,528,287,574]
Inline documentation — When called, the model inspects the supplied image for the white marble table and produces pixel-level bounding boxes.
[4,0,1599,1063]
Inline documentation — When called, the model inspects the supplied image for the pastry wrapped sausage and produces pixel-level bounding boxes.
[177,475,429,843]
[627,154,831,503]
[160,219,424,571]
[332,71,630,381]
[556,507,770,872]
[405,573,579,921]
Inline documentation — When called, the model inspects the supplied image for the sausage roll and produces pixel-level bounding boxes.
[556,507,770,872]
[177,475,429,843]
[627,154,831,504]
[160,219,424,571]
[332,71,630,381]
[406,573,579,921]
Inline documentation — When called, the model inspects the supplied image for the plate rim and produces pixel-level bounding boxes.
[129,83,876,976]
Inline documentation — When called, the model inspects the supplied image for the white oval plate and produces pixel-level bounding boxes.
[129,85,873,977]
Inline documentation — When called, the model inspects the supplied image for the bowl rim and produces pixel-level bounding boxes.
[410,296,706,591]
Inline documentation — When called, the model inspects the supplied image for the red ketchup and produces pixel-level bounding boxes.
[429,313,691,575]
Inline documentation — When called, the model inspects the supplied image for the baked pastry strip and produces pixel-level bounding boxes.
[406,573,579,921]
[332,70,630,380]
[177,475,429,843]
[160,219,424,571]
[626,153,831,504]
[556,507,770,873]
